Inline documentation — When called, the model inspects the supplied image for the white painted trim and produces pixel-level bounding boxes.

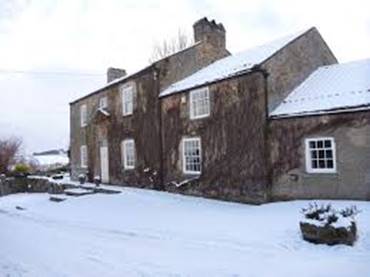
[122,139,135,170]
[182,137,202,175]
[80,145,88,168]
[189,87,210,120]
[80,104,87,127]
[99,96,108,109]
[305,137,337,174]
[121,85,133,116]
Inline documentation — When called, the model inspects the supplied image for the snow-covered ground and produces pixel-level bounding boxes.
[0,188,369,277]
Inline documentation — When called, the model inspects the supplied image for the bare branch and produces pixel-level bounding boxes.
[149,29,193,63]
[0,136,22,174]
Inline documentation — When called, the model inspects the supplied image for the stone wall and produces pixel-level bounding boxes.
[70,87,111,180]
[155,41,229,92]
[161,72,269,204]
[262,27,337,112]
[70,67,162,188]
[269,111,370,201]
[70,18,229,187]
[0,176,64,196]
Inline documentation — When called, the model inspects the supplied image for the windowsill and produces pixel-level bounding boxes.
[183,171,201,175]
[306,169,337,174]
[190,114,209,120]
[122,114,133,117]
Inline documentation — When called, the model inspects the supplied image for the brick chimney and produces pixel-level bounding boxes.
[193,17,226,50]
[107,67,127,83]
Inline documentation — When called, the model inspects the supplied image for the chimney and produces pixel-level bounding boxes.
[107,67,127,83]
[193,17,226,50]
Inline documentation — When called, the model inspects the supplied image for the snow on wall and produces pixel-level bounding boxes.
[270,58,370,118]
[159,28,312,97]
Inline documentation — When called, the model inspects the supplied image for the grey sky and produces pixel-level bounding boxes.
[0,0,369,153]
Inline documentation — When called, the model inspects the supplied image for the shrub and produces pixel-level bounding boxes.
[13,163,31,176]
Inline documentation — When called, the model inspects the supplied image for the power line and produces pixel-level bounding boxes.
[0,69,105,76]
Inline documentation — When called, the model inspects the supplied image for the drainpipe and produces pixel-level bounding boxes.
[252,65,272,202]
[154,66,164,190]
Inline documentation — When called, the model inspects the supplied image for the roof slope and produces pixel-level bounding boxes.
[270,58,370,118]
[159,28,312,97]
[70,42,203,105]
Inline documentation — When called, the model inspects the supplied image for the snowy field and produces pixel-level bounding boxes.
[0,188,369,277]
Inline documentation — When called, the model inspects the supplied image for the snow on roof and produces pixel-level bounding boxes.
[270,58,370,118]
[159,28,312,97]
[32,154,69,166]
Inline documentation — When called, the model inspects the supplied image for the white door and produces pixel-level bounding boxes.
[100,146,109,183]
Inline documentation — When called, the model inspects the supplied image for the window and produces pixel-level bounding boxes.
[80,145,88,168]
[305,137,336,173]
[190,87,210,119]
[122,139,135,169]
[99,97,108,109]
[121,86,133,116]
[183,138,202,174]
[80,104,87,127]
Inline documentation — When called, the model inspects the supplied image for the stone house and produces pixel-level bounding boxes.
[70,17,370,204]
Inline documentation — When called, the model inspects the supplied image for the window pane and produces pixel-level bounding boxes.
[327,159,334,168]
[324,140,331,148]
[318,150,325,159]
[318,160,326,168]
[312,160,318,169]
[311,150,317,159]
[317,141,323,148]
[326,150,333,158]
[309,141,316,148]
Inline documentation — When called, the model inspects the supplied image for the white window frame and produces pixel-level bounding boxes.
[99,96,108,109]
[305,137,336,174]
[122,139,135,169]
[121,86,133,116]
[80,145,88,168]
[182,137,202,174]
[190,87,210,119]
[80,104,87,127]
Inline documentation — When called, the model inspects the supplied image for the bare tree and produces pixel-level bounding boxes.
[149,29,193,63]
[0,137,22,174]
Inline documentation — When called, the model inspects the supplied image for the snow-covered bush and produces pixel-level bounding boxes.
[300,203,359,246]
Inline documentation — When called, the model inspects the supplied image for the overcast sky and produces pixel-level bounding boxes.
[0,0,369,153]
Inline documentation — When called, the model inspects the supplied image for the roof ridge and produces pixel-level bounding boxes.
[160,27,314,97]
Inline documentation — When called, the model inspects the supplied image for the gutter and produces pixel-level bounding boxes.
[251,65,272,202]
[154,66,165,190]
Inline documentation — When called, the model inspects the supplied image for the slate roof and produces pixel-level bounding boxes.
[159,28,313,97]
[270,58,370,118]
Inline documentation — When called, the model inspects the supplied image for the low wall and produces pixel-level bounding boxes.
[0,176,65,196]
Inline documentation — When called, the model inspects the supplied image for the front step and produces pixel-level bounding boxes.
[64,188,95,197]
[49,195,68,202]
